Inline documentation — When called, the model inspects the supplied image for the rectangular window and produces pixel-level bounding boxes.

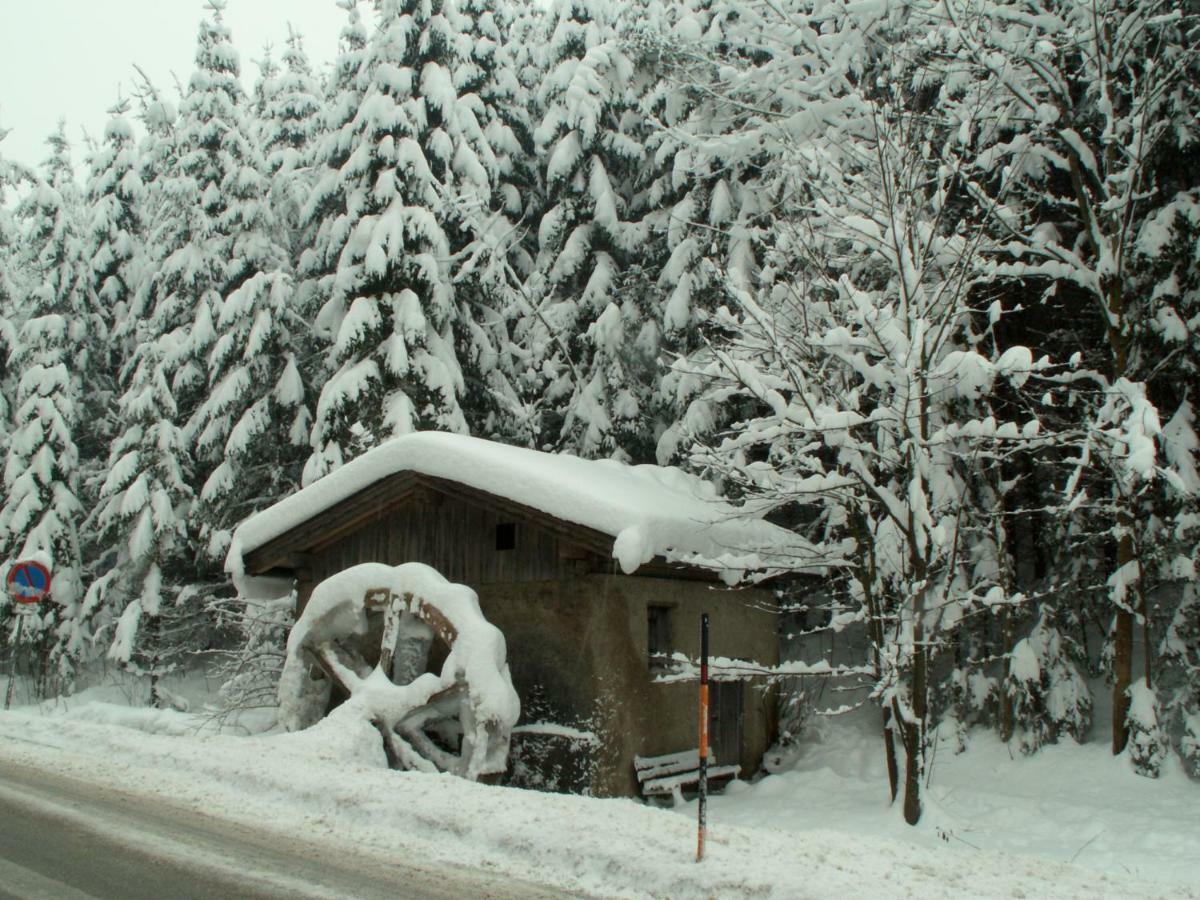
[495,522,516,551]
[647,604,672,669]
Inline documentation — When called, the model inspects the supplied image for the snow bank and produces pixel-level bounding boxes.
[710,710,1200,893]
[228,431,821,583]
[0,703,1192,899]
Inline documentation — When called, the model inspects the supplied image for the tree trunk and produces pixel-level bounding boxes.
[852,508,899,802]
[1111,524,1135,754]
[999,605,1015,743]
[902,635,927,826]
[902,735,921,825]
[894,694,923,826]
[902,468,929,826]
[882,705,899,803]
[1099,267,1138,757]
[898,589,928,826]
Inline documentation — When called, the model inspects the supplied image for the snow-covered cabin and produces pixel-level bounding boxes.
[229,432,799,796]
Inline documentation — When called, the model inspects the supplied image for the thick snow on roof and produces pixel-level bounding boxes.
[228,431,814,581]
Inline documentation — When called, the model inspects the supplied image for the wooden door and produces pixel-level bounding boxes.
[708,682,743,766]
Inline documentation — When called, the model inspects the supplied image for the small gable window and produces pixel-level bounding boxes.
[495,522,516,551]
[647,604,672,669]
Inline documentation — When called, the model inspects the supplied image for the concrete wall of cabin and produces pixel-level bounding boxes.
[477,576,778,797]
[290,487,779,797]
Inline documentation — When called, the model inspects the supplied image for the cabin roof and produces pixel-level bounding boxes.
[227,432,817,583]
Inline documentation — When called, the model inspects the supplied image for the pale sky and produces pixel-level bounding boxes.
[0,0,354,171]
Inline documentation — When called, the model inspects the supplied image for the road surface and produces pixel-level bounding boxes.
[0,759,566,899]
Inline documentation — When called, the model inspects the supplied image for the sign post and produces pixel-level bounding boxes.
[697,612,710,862]
[5,560,51,710]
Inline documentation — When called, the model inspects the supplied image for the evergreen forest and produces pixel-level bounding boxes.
[0,0,1196,825]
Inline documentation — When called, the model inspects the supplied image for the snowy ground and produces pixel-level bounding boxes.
[712,714,1200,890]
[0,676,1196,899]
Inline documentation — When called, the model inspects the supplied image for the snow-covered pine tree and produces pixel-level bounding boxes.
[930,0,1200,771]
[0,131,28,692]
[443,0,537,444]
[85,331,195,708]
[81,98,145,497]
[1161,571,1200,777]
[0,125,93,692]
[128,73,179,267]
[1005,612,1093,754]
[484,1,579,449]
[173,3,305,562]
[82,76,184,690]
[258,27,324,264]
[297,0,374,483]
[294,0,370,478]
[516,0,659,461]
[306,0,370,202]
[303,0,516,483]
[0,127,28,449]
[249,43,281,137]
[87,2,302,694]
[678,32,1060,821]
[627,0,763,465]
[263,27,323,182]
[105,75,177,393]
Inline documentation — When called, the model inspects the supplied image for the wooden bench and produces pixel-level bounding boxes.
[634,749,740,806]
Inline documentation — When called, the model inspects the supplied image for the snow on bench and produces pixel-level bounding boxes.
[634,749,740,806]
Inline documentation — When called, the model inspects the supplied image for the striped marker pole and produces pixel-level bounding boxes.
[697,612,710,862]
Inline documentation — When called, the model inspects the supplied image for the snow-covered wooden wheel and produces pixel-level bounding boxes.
[277,563,519,781]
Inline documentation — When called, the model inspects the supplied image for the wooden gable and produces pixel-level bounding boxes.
[241,472,719,586]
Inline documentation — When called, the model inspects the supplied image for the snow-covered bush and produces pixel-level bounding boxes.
[212,589,295,722]
[1127,682,1169,778]
[938,667,1000,753]
[1005,615,1092,754]
[1181,713,1200,780]
[1160,571,1200,779]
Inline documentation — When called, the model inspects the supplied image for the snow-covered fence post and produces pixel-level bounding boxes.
[697,612,709,863]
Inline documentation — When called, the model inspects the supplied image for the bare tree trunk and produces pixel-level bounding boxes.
[855,510,899,802]
[902,630,927,826]
[148,614,166,709]
[882,706,900,803]
[1142,589,1153,690]
[1075,151,1136,756]
[1111,505,1135,754]
[898,581,929,826]
[999,605,1015,743]
[872,588,899,802]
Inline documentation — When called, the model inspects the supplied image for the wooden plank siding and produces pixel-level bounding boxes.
[242,472,721,586]
[308,489,587,588]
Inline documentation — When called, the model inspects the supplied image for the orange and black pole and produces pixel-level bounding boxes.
[697,612,709,862]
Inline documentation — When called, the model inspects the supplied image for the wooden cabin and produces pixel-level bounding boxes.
[229,433,796,797]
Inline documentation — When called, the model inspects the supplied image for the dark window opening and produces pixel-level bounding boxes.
[647,604,672,669]
[708,681,744,766]
[495,522,516,551]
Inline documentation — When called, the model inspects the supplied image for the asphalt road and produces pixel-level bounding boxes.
[0,760,565,900]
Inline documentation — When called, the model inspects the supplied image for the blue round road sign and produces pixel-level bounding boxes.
[6,560,51,604]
